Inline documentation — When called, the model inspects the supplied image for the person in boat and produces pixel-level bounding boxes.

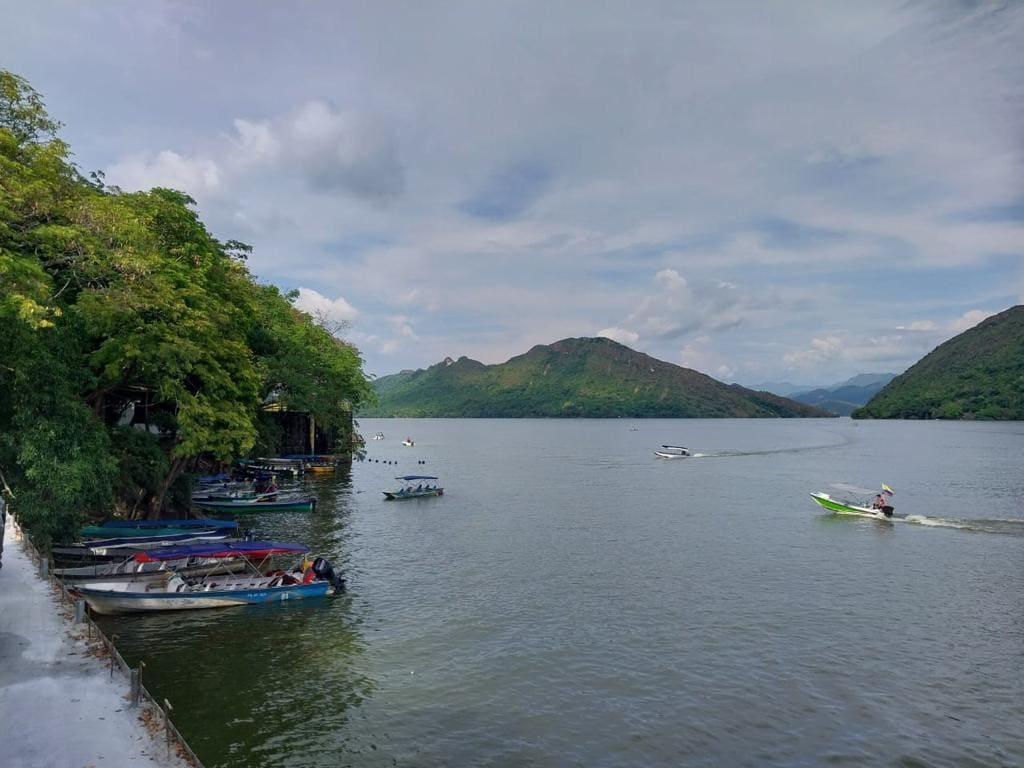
[871,493,886,509]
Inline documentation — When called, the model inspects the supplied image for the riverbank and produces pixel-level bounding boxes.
[0,510,189,768]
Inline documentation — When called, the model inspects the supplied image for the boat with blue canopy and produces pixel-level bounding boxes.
[73,541,344,615]
[383,475,444,500]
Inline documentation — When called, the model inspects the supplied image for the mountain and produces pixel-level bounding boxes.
[855,305,1024,420]
[791,380,893,416]
[746,381,811,397]
[747,373,895,398]
[835,373,897,389]
[788,373,897,416]
[362,337,832,418]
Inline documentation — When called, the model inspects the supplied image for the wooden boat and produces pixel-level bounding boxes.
[74,543,344,615]
[61,540,298,584]
[51,531,234,568]
[55,556,249,583]
[93,518,239,531]
[192,496,317,514]
[383,475,443,500]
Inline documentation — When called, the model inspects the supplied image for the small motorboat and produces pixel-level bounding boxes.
[654,445,691,459]
[383,475,443,500]
[372,432,385,440]
[73,542,344,614]
[810,484,895,519]
[402,438,415,447]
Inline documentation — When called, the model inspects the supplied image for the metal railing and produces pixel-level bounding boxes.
[9,511,206,768]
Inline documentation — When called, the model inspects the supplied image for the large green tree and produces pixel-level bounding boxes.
[0,71,372,541]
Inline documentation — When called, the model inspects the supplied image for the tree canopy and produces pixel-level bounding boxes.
[0,71,372,545]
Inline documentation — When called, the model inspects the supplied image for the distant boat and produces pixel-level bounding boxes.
[654,445,691,458]
[372,432,385,440]
[402,438,415,447]
[383,475,443,500]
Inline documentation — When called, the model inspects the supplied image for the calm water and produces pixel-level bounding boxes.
[100,419,1024,767]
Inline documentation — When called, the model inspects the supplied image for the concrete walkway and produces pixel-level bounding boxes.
[0,511,188,768]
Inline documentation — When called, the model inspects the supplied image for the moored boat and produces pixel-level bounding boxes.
[192,496,317,513]
[74,542,344,615]
[383,475,443,500]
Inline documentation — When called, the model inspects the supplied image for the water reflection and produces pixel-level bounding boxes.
[97,467,375,768]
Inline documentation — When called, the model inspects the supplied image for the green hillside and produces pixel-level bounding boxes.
[855,305,1024,420]
[362,337,831,418]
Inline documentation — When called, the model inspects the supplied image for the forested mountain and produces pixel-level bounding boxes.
[0,72,372,543]
[363,337,831,418]
[855,306,1024,419]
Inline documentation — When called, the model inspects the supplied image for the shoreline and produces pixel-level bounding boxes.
[0,507,191,768]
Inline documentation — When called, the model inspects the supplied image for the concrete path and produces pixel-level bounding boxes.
[0,510,188,768]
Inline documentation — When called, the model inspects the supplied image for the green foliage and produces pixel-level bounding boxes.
[0,70,371,538]
[854,306,1024,420]
[361,337,830,418]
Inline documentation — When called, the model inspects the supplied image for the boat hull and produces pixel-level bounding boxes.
[810,492,891,519]
[383,488,443,500]
[654,451,689,459]
[78,581,331,615]
[192,498,316,513]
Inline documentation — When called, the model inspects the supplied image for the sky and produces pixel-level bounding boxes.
[3,1,1022,385]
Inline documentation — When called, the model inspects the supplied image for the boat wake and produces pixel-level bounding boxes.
[895,514,1024,536]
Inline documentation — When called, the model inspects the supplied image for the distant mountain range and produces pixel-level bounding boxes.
[856,305,1024,420]
[787,374,897,416]
[749,373,896,398]
[362,337,832,418]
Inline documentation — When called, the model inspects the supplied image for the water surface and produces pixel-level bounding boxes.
[101,419,1024,767]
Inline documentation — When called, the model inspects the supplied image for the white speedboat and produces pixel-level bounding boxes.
[654,445,691,458]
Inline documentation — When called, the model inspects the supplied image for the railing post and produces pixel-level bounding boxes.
[38,557,48,578]
[74,599,86,623]
[108,634,119,679]
[164,699,174,760]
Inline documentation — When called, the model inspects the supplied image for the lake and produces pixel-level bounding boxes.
[99,418,1024,767]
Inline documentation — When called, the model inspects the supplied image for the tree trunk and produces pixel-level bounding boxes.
[146,454,188,519]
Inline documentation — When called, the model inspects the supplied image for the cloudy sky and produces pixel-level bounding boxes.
[4,1,1022,384]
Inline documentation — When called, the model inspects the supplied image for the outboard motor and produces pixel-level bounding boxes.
[312,557,345,592]
[881,505,894,518]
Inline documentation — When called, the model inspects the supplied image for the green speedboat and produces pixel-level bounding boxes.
[810,492,893,519]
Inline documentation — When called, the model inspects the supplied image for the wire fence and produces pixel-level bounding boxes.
[9,509,207,768]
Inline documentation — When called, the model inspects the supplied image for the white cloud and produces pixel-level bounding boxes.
[679,336,736,380]
[228,118,279,166]
[948,309,993,335]
[106,150,222,197]
[293,287,359,328]
[614,269,746,342]
[597,327,640,346]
